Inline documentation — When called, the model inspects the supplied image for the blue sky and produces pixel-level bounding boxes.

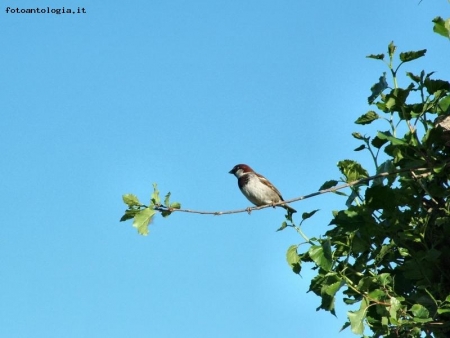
[1,1,449,337]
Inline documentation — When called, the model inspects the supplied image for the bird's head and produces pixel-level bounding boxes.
[229,164,254,178]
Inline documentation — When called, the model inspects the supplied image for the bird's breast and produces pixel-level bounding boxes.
[238,174,281,206]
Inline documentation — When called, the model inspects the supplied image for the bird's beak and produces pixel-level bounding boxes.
[228,169,234,174]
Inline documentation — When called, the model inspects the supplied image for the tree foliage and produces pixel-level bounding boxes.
[119,19,450,338]
[286,41,450,337]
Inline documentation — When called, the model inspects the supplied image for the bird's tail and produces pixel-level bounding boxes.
[281,204,297,213]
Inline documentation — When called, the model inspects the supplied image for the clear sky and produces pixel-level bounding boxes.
[1,1,449,337]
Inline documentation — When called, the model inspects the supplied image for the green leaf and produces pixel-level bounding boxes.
[309,240,332,271]
[120,209,141,222]
[372,159,395,185]
[368,289,386,301]
[309,274,325,296]
[388,41,396,59]
[170,202,181,209]
[376,101,388,112]
[398,247,409,257]
[389,297,401,320]
[352,235,369,253]
[164,192,171,207]
[365,185,396,211]
[357,276,376,292]
[354,145,366,152]
[334,191,347,197]
[376,131,406,145]
[343,298,360,305]
[433,16,450,39]
[424,78,450,95]
[309,273,340,315]
[438,95,450,114]
[368,73,388,104]
[410,304,429,319]
[277,221,288,232]
[376,273,392,287]
[352,132,365,140]
[424,248,441,262]
[318,293,337,315]
[161,210,172,218]
[337,160,369,182]
[371,135,388,149]
[286,245,299,265]
[133,208,156,236]
[412,317,434,323]
[406,72,422,83]
[323,277,344,297]
[339,321,351,332]
[329,209,366,230]
[377,159,395,175]
[161,201,181,218]
[385,88,410,112]
[345,190,359,207]
[150,183,161,205]
[433,162,447,174]
[122,194,141,207]
[302,209,320,221]
[348,297,369,335]
[286,245,301,274]
[366,54,384,60]
[399,49,427,63]
[355,111,380,125]
[319,180,338,190]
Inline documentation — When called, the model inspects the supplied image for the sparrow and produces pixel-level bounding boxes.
[229,164,296,213]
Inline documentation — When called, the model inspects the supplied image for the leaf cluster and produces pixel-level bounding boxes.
[286,42,450,337]
[120,184,180,235]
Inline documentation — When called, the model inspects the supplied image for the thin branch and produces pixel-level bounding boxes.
[410,170,439,205]
[157,166,432,216]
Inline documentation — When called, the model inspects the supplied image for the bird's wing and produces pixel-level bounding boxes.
[255,172,284,200]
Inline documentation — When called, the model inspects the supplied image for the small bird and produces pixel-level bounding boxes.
[229,164,296,213]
